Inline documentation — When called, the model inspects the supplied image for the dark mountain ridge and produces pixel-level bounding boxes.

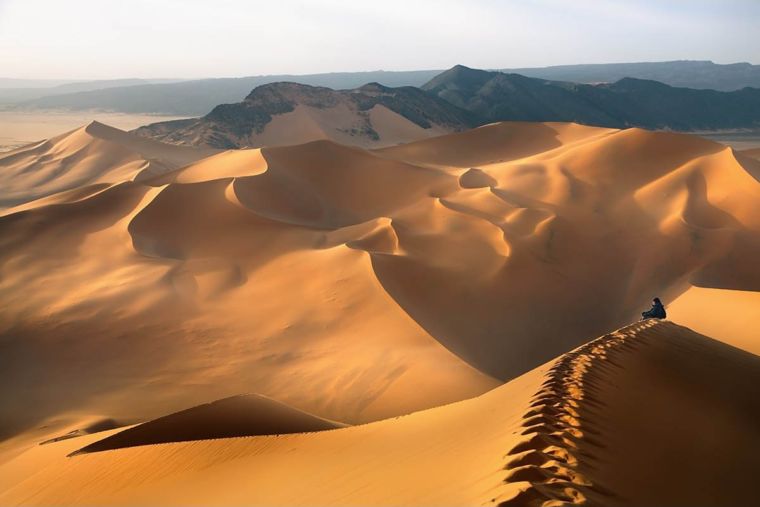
[134,81,477,148]
[502,60,760,91]
[423,65,760,130]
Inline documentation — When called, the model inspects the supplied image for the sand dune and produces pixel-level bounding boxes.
[134,82,473,149]
[668,286,760,355]
[1,120,759,505]
[376,121,617,168]
[0,111,189,153]
[72,394,344,455]
[2,321,757,506]
[39,418,123,446]
[241,103,452,149]
[0,126,499,440]
[368,126,760,378]
[0,121,216,209]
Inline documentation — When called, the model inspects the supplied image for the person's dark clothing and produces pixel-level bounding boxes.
[641,301,666,320]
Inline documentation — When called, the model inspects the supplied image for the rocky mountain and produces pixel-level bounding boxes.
[502,60,760,92]
[9,61,760,115]
[133,81,477,148]
[133,65,760,149]
[423,65,760,130]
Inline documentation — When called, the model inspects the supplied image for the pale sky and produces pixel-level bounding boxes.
[1,0,758,79]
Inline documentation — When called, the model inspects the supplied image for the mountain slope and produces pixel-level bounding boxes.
[11,70,443,115]
[503,60,760,91]
[423,65,760,130]
[134,82,477,148]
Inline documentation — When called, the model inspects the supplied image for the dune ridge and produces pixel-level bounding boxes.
[501,319,760,506]
[1,121,759,504]
[1,321,758,506]
[71,394,345,455]
[0,121,217,210]
[39,418,123,447]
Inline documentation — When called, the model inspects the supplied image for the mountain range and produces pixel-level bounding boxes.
[133,65,760,149]
[134,82,477,148]
[1,71,442,113]
[503,60,760,91]
[423,65,760,130]
[3,60,759,115]
[0,78,182,105]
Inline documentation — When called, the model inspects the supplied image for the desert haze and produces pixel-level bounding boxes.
[0,110,759,506]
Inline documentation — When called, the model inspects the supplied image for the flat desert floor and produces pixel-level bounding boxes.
[697,129,760,150]
[0,110,188,152]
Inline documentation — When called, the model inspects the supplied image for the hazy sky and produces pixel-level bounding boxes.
[1,0,759,79]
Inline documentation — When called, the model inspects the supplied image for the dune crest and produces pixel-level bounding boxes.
[72,394,345,455]
[1,122,759,502]
[0,122,217,210]
[2,321,758,506]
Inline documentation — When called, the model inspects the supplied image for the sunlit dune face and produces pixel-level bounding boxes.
[0,120,759,506]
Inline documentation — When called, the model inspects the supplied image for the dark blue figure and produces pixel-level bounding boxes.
[641,297,666,320]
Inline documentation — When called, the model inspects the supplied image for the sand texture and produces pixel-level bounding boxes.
[1,120,758,505]
[1,321,758,506]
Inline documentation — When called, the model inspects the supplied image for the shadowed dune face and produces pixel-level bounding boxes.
[1,121,759,446]
[497,320,760,507]
[72,394,344,455]
[366,127,760,377]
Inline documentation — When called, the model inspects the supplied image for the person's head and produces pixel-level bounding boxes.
[653,297,661,305]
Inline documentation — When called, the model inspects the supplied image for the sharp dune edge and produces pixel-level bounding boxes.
[0,121,218,210]
[1,321,759,506]
[70,394,345,455]
[1,119,759,505]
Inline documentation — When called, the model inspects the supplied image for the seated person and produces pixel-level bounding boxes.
[641,297,666,320]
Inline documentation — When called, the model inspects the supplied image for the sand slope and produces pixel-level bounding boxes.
[2,321,757,506]
[1,121,759,505]
[667,286,760,355]
[72,394,344,455]
[370,124,760,378]
[2,121,759,445]
[134,82,474,149]
[0,136,499,440]
[0,121,217,209]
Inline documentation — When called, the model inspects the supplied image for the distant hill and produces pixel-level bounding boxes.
[502,60,760,91]
[0,78,182,105]
[14,62,760,127]
[0,78,76,89]
[12,71,443,115]
[10,61,760,116]
[423,65,760,130]
[134,81,477,148]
